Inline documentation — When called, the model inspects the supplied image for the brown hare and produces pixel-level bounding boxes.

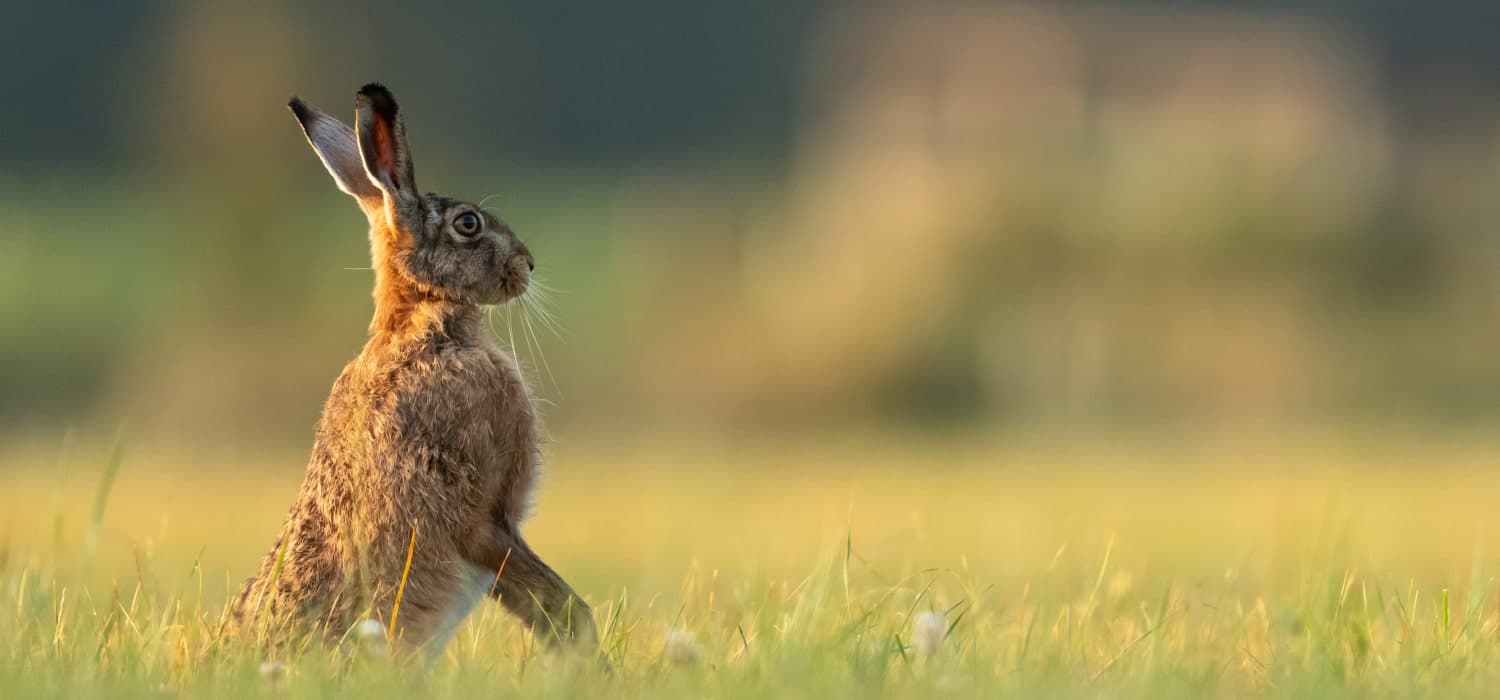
[229,84,594,659]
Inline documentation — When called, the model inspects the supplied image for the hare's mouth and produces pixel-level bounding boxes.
[497,259,531,302]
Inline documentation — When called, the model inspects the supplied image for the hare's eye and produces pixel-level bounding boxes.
[453,212,482,236]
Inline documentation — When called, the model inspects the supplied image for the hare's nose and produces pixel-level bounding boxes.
[527,258,535,272]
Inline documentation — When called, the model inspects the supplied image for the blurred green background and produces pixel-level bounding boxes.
[3,0,1500,446]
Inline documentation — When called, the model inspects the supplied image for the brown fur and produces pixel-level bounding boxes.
[229,84,594,657]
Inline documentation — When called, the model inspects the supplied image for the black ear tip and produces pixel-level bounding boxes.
[357,82,399,117]
[288,96,311,123]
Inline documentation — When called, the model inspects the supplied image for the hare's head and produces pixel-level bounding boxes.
[289,84,533,307]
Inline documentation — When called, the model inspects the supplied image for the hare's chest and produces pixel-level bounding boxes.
[476,346,542,523]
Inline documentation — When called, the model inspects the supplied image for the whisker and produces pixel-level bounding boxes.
[518,298,545,371]
[486,287,559,395]
[494,300,540,377]
[531,280,570,335]
[522,283,567,338]
[485,307,520,369]
[519,297,562,397]
[504,303,522,369]
[528,275,570,295]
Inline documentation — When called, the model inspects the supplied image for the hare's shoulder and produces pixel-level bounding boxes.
[408,338,530,419]
[338,337,529,436]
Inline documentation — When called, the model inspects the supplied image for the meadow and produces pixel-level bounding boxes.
[5,432,1500,698]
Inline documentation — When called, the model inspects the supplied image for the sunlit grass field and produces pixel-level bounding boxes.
[5,433,1500,698]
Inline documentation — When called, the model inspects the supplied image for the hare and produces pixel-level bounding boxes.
[229,84,594,659]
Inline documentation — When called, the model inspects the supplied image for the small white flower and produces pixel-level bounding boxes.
[357,618,387,641]
[258,660,288,689]
[663,627,702,665]
[356,618,390,658]
[912,611,947,656]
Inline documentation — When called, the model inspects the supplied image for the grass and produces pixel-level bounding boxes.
[5,432,1500,697]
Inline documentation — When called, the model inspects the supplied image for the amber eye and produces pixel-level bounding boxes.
[453,211,482,236]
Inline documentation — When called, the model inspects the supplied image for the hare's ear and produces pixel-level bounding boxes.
[353,83,419,212]
[287,97,382,205]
